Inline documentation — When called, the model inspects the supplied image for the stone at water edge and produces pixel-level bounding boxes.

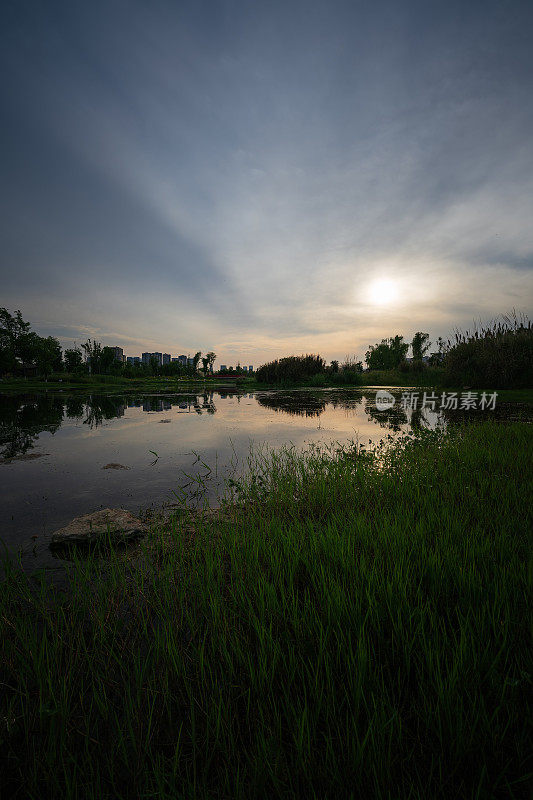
[50,508,148,545]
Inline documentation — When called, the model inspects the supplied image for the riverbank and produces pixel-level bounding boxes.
[1,421,531,798]
[0,374,252,393]
[0,368,443,392]
[1,372,533,404]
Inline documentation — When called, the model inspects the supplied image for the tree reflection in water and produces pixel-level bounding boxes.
[256,392,329,418]
[0,389,525,462]
[0,392,222,460]
[0,394,64,460]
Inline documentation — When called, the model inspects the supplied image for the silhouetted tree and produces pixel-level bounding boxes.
[81,339,103,374]
[365,336,408,370]
[205,351,217,373]
[64,346,83,371]
[411,332,431,362]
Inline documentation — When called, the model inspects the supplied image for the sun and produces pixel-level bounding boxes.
[366,278,399,306]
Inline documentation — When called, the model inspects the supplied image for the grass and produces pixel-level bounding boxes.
[0,421,532,798]
[3,368,532,397]
[0,374,252,393]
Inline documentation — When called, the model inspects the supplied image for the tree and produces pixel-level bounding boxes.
[0,308,31,373]
[192,352,201,373]
[33,336,62,375]
[411,332,431,362]
[81,339,103,374]
[201,356,209,376]
[64,346,83,371]
[0,309,63,376]
[428,337,446,366]
[101,347,118,374]
[365,336,408,370]
[205,351,217,374]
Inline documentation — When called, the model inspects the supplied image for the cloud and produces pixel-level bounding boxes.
[0,0,532,364]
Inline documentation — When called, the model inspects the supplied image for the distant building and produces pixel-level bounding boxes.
[171,358,179,363]
[142,352,163,366]
[243,366,248,372]
[133,357,140,366]
[163,353,171,365]
[126,357,134,365]
[249,365,253,372]
[110,346,123,362]
[178,355,187,366]
[220,365,227,371]
[187,357,194,367]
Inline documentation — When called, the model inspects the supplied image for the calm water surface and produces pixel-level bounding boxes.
[1,388,529,568]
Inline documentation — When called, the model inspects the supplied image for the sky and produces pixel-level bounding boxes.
[1,0,532,367]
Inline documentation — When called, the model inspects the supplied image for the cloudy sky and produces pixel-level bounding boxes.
[1,0,532,366]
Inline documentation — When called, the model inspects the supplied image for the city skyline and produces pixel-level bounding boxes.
[92,346,253,372]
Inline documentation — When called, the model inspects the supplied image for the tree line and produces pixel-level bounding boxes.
[0,308,217,378]
[255,315,532,388]
[2,307,531,388]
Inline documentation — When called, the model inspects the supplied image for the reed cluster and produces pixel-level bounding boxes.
[443,312,533,388]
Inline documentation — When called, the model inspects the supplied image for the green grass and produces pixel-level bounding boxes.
[0,422,532,798]
[0,374,253,393]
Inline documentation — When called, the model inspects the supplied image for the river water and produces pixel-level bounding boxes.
[1,387,529,569]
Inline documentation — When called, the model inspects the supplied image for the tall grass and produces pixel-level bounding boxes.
[255,354,326,384]
[0,422,531,798]
[443,312,533,388]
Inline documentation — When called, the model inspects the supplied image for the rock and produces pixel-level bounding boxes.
[102,463,130,470]
[50,509,147,545]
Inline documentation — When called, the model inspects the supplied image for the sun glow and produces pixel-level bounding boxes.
[366,278,400,306]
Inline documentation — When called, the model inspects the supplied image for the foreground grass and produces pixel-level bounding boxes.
[1,422,532,798]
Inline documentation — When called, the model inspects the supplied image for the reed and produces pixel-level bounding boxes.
[0,422,531,798]
[443,311,533,388]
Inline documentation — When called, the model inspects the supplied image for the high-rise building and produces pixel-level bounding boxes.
[142,352,163,366]
[220,365,227,371]
[126,356,134,365]
[178,355,187,365]
[163,353,171,365]
[243,366,248,372]
[133,357,141,366]
[249,365,253,372]
[110,346,123,362]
